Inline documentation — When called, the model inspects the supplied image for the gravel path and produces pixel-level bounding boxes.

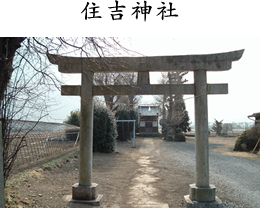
[156,137,259,208]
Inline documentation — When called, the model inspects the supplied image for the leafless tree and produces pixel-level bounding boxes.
[0,37,137,184]
[94,72,141,111]
[94,72,122,111]
[115,73,141,110]
[222,123,234,136]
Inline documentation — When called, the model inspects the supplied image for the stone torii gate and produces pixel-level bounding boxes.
[47,49,244,207]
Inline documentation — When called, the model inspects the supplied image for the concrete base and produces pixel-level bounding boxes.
[184,183,223,207]
[189,184,216,202]
[72,183,99,200]
[64,194,104,206]
[184,195,223,208]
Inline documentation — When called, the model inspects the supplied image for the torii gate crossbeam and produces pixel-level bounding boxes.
[48,49,244,207]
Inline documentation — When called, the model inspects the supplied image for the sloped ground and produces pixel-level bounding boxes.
[7,136,259,208]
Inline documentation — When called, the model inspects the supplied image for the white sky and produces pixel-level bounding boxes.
[126,37,260,124]
[1,0,260,124]
[47,37,259,125]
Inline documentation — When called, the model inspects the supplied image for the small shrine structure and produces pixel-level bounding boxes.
[138,105,159,135]
[248,112,260,126]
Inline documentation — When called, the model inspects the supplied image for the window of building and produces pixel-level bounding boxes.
[152,121,158,127]
[140,121,145,127]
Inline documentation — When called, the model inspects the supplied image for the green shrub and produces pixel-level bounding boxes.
[63,111,80,141]
[174,133,186,142]
[247,125,260,141]
[234,129,259,152]
[175,127,183,134]
[234,130,248,151]
[93,107,117,153]
[246,139,258,151]
[115,108,138,141]
[63,110,80,127]
[64,107,117,153]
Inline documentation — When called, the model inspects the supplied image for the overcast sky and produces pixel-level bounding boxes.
[127,37,260,124]
[47,37,259,125]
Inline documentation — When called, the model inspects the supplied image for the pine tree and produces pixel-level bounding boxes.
[172,95,191,133]
[156,71,191,135]
[212,119,223,136]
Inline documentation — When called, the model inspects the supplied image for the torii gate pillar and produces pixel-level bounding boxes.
[71,70,104,205]
[183,70,223,207]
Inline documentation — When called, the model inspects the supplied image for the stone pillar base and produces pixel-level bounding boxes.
[184,183,222,208]
[189,183,216,202]
[184,195,222,208]
[64,194,104,206]
[72,183,98,200]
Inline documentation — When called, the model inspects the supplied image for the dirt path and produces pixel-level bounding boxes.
[8,136,259,207]
[121,138,170,207]
[10,137,191,208]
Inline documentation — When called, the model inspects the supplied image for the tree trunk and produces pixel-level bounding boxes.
[0,37,24,206]
[0,37,25,102]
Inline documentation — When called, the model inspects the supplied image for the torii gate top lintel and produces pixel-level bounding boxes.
[47,49,244,73]
[47,49,244,97]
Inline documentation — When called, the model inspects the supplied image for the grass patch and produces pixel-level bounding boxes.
[5,170,42,207]
[5,151,79,207]
[5,186,32,207]
[6,151,79,186]
[6,171,42,187]
[40,151,79,171]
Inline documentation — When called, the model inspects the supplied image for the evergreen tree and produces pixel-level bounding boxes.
[64,107,117,153]
[93,107,117,153]
[115,108,138,141]
[63,110,80,127]
[212,119,223,136]
[172,95,191,133]
[156,71,191,135]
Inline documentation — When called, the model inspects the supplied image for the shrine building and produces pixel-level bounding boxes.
[138,105,159,135]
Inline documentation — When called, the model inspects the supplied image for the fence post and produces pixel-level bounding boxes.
[0,121,5,207]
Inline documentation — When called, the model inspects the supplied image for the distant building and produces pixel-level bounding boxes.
[138,105,159,135]
[248,112,260,126]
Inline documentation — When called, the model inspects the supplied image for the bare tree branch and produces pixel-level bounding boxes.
[1,37,137,183]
